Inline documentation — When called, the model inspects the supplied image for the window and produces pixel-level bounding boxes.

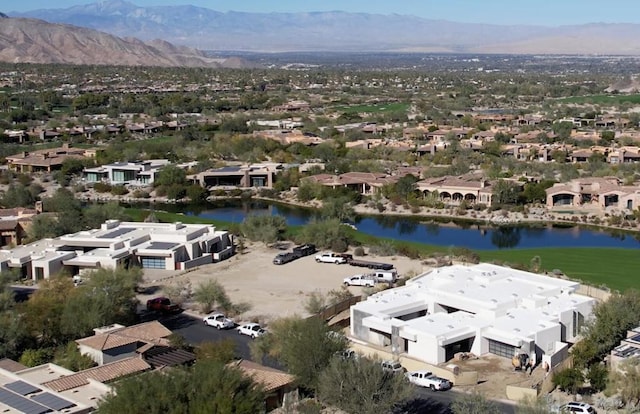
[572,311,584,338]
[141,257,165,269]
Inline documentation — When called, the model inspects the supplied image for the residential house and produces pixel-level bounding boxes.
[76,321,172,365]
[83,159,171,185]
[610,326,640,372]
[350,263,595,365]
[0,207,39,247]
[545,177,640,212]
[304,172,399,195]
[191,164,282,189]
[230,360,297,411]
[0,361,101,412]
[5,144,98,173]
[416,175,494,205]
[0,220,234,280]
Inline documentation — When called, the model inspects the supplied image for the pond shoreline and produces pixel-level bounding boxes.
[77,191,640,239]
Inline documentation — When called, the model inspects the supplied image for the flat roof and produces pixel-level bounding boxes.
[98,227,137,239]
[146,242,179,250]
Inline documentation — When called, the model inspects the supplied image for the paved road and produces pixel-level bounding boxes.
[158,313,516,414]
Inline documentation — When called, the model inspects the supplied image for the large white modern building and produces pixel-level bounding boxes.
[0,220,234,280]
[350,263,595,365]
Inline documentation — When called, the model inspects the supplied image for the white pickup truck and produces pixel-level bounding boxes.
[405,370,452,391]
[315,252,347,264]
[343,275,376,287]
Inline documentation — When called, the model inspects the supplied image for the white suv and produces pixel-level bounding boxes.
[560,402,596,413]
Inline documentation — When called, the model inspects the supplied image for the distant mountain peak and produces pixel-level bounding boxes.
[12,1,640,55]
[0,12,9,18]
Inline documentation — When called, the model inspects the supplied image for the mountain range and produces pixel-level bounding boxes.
[0,15,255,67]
[9,0,640,55]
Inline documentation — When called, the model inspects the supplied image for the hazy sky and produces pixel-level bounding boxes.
[8,0,640,26]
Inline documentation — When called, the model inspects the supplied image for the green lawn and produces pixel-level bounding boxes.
[479,248,639,292]
[555,94,640,105]
[334,102,409,114]
[124,208,639,292]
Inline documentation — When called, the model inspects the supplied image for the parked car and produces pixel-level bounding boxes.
[343,275,376,287]
[146,297,181,314]
[405,370,452,391]
[315,252,347,264]
[559,402,596,413]
[237,323,266,338]
[381,360,406,374]
[292,243,316,257]
[273,251,298,265]
[203,313,235,329]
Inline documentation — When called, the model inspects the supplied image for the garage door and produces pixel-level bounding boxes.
[141,257,165,269]
[488,339,517,358]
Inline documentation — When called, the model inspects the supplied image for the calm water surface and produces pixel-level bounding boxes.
[151,201,640,250]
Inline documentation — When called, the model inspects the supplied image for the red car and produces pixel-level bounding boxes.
[146,297,181,314]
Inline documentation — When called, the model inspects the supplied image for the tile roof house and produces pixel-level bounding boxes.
[5,143,98,173]
[230,360,297,411]
[546,177,640,213]
[416,175,495,205]
[76,321,172,366]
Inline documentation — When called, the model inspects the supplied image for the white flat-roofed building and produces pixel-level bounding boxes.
[83,159,171,185]
[0,220,234,280]
[350,263,595,365]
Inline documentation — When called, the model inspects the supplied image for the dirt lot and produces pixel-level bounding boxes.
[140,242,428,322]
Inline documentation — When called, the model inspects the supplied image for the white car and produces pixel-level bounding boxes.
[559,402,597,413]
[203,313,235,330]
[405,370,452,391]
[237,323,266,338]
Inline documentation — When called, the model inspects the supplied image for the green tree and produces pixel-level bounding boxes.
[552,367,584,394]
[83,202,130,229]
[193,279,228,314]
[571,290,640,367]
[60,267,141,339]
[155,165,187,187]
[321,197,356,222]
[317,357,412,414]
[98,359,264,414]
[53,342,96,371]
[240,214,287,244]
[451,391,501,414]
[296,218,350,250]
[20,348,54,367]
[586,363,608,393]
[491,180,522,206]
[251,316,347,392]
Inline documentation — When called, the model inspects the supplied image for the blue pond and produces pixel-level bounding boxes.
[155,201,640,250]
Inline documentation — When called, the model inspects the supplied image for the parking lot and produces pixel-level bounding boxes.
[140,241,428,323]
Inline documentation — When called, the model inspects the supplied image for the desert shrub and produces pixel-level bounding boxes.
[353,246,365,256]
[396,244,421,260]
[368,241,396,256]
[93,182,112,193]
[330,239,348,253]
[110,185,128,196]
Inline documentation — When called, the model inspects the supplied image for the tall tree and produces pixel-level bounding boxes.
[250,316,347,392]
[317,357,412,414]
[98,360,264,414]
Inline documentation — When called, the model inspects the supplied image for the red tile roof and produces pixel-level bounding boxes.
[43,357,151,392]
